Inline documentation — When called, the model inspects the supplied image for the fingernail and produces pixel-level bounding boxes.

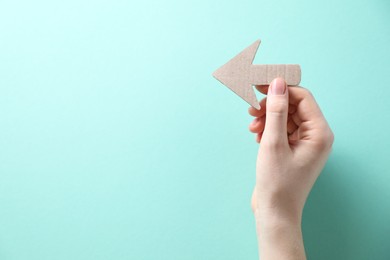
[271,78,286,95]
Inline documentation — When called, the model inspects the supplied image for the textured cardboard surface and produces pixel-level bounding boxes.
[213,40,301,109]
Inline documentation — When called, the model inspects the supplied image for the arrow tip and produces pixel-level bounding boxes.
[212,40,261,109]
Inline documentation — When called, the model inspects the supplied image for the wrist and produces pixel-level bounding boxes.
[254,208,306,260]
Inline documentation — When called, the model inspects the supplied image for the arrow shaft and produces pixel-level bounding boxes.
[249,64,301,85]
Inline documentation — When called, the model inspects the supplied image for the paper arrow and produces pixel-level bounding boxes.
[212,40,301,109]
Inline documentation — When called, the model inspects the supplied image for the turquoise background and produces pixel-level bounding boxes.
[0,0,389,259]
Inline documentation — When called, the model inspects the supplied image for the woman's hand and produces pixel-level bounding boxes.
[248,78,334,260]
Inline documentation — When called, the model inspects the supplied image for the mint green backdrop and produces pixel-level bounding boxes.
[0,0,389,259]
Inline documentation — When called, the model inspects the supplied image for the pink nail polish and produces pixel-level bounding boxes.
[271,78,286,95]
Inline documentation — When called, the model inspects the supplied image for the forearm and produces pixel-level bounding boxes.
[254,210,306,260]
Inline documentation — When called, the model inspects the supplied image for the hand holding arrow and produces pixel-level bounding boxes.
[212,40,301,109]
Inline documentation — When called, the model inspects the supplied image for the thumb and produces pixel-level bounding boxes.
[262,77,289,147]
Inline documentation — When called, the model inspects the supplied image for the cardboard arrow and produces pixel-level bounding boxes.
[212,40,301,109]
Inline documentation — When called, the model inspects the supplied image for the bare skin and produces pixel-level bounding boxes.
[248,78,334,260]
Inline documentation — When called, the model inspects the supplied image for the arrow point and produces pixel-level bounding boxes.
[213,40,261,81]
[213,40,262,108]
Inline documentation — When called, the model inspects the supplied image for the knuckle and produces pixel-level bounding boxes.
[297,87,315,100]
[306,89,314,98]
[314,128,334,150]
[267,100,288,115]
[261,137,286,151]
[328,130,335,146]
[300,87,313,97]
